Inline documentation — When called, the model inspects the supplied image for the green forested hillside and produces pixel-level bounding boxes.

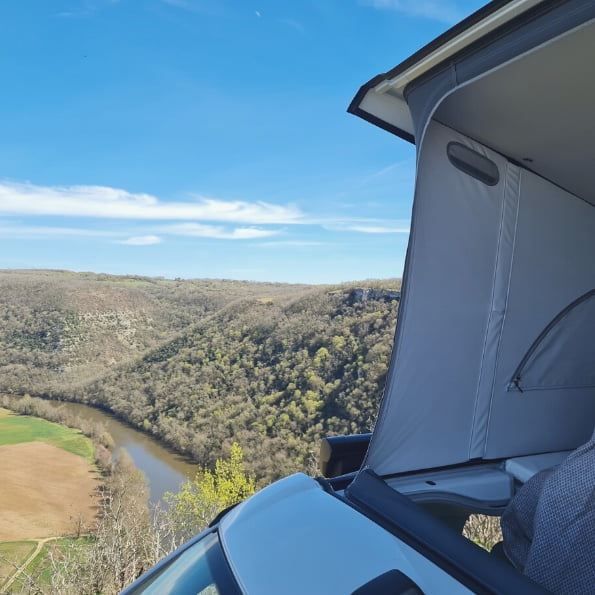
[0,270,400,484]
[0,270,311,395]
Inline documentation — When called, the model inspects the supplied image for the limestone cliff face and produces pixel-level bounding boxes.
[347,288,401,305]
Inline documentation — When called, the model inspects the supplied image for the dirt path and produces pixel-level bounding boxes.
[1,537,57,593]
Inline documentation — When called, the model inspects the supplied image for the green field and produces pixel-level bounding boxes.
[0,409,98,590]
[3,537,93,592]
[0,541,36,589]
[25,537,93,589]
[0,408,94,462]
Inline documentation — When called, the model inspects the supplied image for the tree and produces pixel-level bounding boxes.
[44,450,177,595]
[166,442,256,538]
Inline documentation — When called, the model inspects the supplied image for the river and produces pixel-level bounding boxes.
[48,401,199,506]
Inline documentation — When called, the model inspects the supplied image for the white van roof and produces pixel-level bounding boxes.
[350,0,552,142]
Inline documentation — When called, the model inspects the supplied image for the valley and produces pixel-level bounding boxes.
[0,269,401,592]
[0,270,400,484]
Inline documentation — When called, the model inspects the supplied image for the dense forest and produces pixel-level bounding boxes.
[0,270,400,484]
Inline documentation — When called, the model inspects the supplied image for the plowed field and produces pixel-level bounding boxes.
[0,441,100,541]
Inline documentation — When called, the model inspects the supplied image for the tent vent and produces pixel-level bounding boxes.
[447,142,499,186]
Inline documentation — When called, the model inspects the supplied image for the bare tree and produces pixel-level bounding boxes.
[42,450,178,595]
[463,514,503,551]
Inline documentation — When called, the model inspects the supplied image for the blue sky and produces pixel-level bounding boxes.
[0,0,484,283]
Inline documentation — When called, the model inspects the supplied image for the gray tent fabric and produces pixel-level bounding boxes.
[501,428,595,594]
[365,13,595,475]
[351,3,595,589]
[405,0,595,146]
[365,118,595,476]
[434,17,595,207]
[364,121,513,475]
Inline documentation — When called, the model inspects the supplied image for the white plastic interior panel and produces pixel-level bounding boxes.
[505,451,572,483]
[359,91,414,138]
[388,466,513,507]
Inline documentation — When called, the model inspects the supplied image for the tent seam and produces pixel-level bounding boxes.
[468,154,509,459]
[483,165,522,453]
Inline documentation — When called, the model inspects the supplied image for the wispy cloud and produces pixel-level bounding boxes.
[161,223,279,240]
[279,18,306,35]
[0,221,275,243]
[116,235,162,246]
[360,0,465,24]
[0,181,410,248]
[362,161,406,183]
[325,221,410,234]
[0,181,302,225]
[348,158,415,198]
[0,224,118,238]
[259,240,331,247]
[347,225,409,234]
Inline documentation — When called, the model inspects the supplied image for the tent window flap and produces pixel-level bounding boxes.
[510,289,595,392]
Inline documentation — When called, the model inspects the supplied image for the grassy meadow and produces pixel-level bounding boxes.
[14,537,94,592]
[0,541,37,589]
[0,408,95,463]
[0,408,100,591]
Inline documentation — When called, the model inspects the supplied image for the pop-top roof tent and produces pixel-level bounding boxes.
[349,0,595,477]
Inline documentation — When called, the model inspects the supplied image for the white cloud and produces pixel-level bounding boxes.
[117,235,163,246]
[362,160,413,184]
[255,10,261,17]
[0,181,411,246]
[0,224,118,238]
[0,181,303,225]
[360,0,465,24]
[347,225,409,234]
[325,221,410,234]
[0,221,277,243]
[162,222,279,240]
